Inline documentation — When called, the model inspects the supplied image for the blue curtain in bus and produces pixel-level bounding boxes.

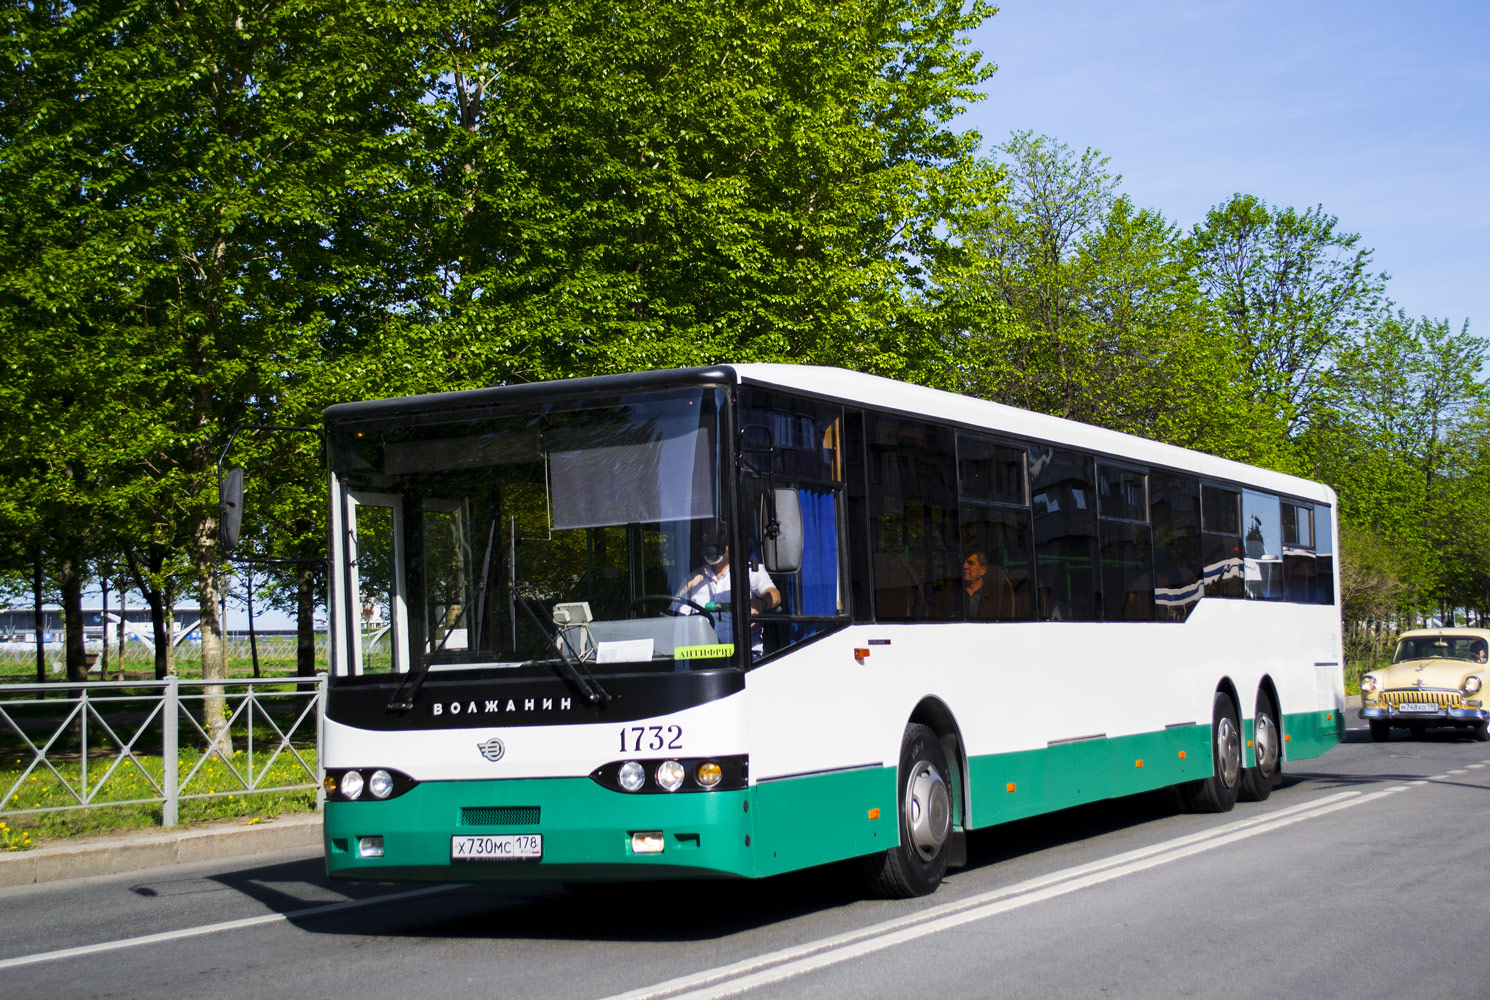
[799,487,837,616]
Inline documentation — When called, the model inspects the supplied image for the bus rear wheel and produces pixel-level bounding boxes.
[1239,692,1280,802]
[861,723,951,898]
[1182,692,1241,813]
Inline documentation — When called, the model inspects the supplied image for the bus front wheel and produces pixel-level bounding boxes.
[1182,692,1241,813]
[861,723,951,898]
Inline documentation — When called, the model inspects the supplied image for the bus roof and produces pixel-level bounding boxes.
[323,363,1334,507]
[730,364,1335,506]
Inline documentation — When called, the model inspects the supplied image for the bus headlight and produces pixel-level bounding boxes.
[695,761,723,788]
[618,761,646,792]
[1467,676,1483,694]
[340,770,364,800]
[656,760,685,792]
[369,769,394,799]
[1360,675,1378,694]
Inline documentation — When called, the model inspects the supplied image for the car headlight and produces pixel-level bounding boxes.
[340,769,364,800]
[656,760,685,792]
[1360,675,1378,694]
[1467,676,1483,694]
[368,769,394,799]
[618,761,646,792]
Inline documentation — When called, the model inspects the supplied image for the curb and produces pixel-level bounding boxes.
[0,812,323,889]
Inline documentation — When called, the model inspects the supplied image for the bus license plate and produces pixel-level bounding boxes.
[1398,702,1439,713]
[451,834,543,860]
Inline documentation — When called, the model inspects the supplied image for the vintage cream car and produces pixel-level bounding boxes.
[1360,628,1490,742]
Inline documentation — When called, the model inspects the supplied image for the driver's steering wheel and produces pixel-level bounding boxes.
[630,594,715,628]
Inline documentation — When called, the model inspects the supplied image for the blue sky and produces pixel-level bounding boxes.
[958,1,1489,333]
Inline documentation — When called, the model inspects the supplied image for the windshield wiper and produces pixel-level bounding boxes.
[387,600,469,712]
[513,590,613,705]
[387,653,432,712]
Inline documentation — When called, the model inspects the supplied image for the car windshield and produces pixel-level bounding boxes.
[1392,635,1490,664]
[330,386,740,678]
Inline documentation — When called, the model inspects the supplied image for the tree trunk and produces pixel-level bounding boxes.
[297,564,316,677]
[194,514,233,757]
[32,550,45,686]
[60,558,87,683]
[127,548,176,680]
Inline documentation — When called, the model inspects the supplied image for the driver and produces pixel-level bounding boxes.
[675,523,780,656]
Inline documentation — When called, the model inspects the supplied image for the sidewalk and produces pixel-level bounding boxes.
[0,811,323,889]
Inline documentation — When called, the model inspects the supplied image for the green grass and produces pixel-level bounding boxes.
[1,745,320,850]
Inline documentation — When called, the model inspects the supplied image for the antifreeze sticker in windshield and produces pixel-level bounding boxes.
[673,644,735,660]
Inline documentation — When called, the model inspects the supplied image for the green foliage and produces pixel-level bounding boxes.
[0,1,1485,709]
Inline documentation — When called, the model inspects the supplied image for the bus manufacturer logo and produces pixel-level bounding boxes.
[477,737,506,762]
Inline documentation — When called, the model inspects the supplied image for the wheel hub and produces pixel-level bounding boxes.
[905,760,950,861]
[1216,715,1241,787]
[1254,713,1278,776]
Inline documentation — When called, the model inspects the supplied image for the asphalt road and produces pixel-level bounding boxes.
[4,716,1487,1000]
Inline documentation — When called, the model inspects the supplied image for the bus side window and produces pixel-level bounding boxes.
[1149,473,1201,621]
[1312,506,1335,605]
[1030,446,1098,621]
[1097,464,1152,622]
[1201,485,1243,598]
[866,415,957,622]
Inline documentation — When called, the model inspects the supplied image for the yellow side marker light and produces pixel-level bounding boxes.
[1135,759,1144,768]
[1284,734,1292,742]
[1247,739,1254,747]
[1178,750,1187,759]
[853,648,870,661]
[1006,782,1016,793]
[868,808,881,820]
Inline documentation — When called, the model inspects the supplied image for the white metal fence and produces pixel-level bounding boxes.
[0,676,324,827]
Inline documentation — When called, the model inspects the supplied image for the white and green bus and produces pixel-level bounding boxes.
[321,364,1344,896]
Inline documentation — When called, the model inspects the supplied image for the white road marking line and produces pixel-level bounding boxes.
[599,788,1407,1000]
[0,884,458,971]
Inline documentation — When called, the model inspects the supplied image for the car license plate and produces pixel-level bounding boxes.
[451,834,542,860]
[1397,702,1439,713]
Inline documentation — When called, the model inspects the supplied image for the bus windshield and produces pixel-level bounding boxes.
[330,386,737,678]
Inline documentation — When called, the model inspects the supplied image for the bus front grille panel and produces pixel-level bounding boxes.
[460,806,541,827]
[1382,690,1462,709]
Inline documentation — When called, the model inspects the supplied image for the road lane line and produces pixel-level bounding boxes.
[599,788,1406,1000]
[0,884,459,971]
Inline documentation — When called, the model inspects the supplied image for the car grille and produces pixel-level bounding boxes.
[460,806,541,827]
[1383,689,1462,709]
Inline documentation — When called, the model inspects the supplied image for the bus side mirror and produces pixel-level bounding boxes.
[220,467,244,553]
[762,488,803,575]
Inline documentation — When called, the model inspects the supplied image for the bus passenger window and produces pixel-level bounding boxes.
[1030,446,1098,621]
[1097,464,1152,622]
[1242,491,1282,600]
[1150,474,1201,620]
[1201,485,1243,598]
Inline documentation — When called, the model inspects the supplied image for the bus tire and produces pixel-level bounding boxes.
[1368,719,1391,742]
[861,723,952,898]
[1239,691,1280,802]
[1182,692,1241,813]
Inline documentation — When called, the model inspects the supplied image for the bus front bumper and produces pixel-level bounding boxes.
[324,776,755,883]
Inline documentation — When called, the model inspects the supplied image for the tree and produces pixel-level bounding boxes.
[1190,194,1386,433]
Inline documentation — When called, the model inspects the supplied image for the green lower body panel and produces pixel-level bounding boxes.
[967,712,1342,829]
[751,766,897,877]
[325,777,754,883]
[968,726,1211,828]
[1281,708,1344,762]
